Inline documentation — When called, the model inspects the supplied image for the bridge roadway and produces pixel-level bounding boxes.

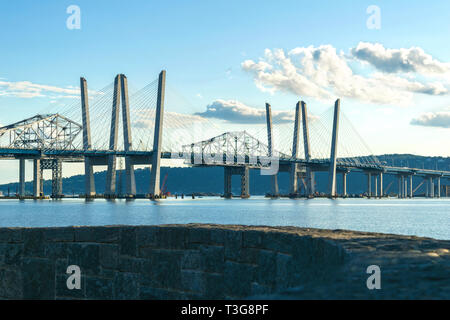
[1,148,449,178]
[1,147,449,200]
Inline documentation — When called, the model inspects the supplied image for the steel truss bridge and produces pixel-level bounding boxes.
[0,71,449,198]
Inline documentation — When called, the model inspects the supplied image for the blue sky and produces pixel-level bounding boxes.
[0,0,450,183]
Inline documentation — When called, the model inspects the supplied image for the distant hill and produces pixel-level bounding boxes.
[0,154,448,196]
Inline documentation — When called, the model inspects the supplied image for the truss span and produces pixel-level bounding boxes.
[180,131,288,166]
[0,114,82,150]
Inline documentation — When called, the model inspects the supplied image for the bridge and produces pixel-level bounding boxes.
[0,71,449,199]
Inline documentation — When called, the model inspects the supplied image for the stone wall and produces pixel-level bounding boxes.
[0,224,448,299]
[0,224,349,299]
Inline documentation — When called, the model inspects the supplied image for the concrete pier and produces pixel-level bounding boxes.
[342,171,347,197]
[240,166,250,198]
[409,175,413,198]
[33,159,41,197]
[19,158,25,197]
[437,177,441,198]
[379,172,383,198]
[367,172,372,197]
[429,176,434,198]
[224,166,250,198]
[374,174,378,197]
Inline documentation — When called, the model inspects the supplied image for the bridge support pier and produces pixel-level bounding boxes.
[428,176,434,198]
[341,171,348,197]
[51,159,63,198]
[379,172,383,198]
[241,166,250,198]
[33,159,41,198]
[84,157,95,197]
[224,167,232,198]
[437,177,441,198]
[367,173,372,198]
[374,174,378,197]
[19,158,25,197]
[290,164,299,195]
[223,166,250,198]
[409,175,413,198]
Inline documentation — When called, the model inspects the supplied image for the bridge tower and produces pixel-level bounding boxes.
[301,101,315,196]
[105,74,137,197]
[289,102,301,196]
[80,77,96,197]
[265,103,279,197]
[148,70,166,197]
[328,99,340,197]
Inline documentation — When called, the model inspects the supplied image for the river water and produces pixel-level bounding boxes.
[0,197,448,240]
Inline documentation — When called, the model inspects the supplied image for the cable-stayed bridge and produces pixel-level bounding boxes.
[0,71,449,199]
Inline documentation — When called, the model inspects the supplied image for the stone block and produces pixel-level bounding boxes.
[44,242,68,259]
[199,245,224,273]
[239,247,260,265]
[0,228,22,243]
[66,243,101,275]
[0,267,22,299]
[181,270,205,293]
[136,227,158,247]
[257,249,277,287]
[120,227,137,256]
[1,243,23,266]
[23,229,45,257]
[242,230,263,248]
[44,227,75,242]
[118,257,143,273]
[114,272,139,299]
[22,257,55,299]
[205,272,224,299]
[158,227,186,249]
[181,250,202,270]
[85,277,113,299]
[187,227,211,244]
[100,244,119,269]
[224,230,242,261]
[74,226,119,243]
[224,261,255,297]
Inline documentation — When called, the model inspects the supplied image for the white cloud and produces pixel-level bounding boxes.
[0,79,80,99]
[242,43,450,106]
[351,42,450,75]
[195,99,308,124]
[410,108,450,128]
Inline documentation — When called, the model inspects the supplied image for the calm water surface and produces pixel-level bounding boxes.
[0,197,448,240]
